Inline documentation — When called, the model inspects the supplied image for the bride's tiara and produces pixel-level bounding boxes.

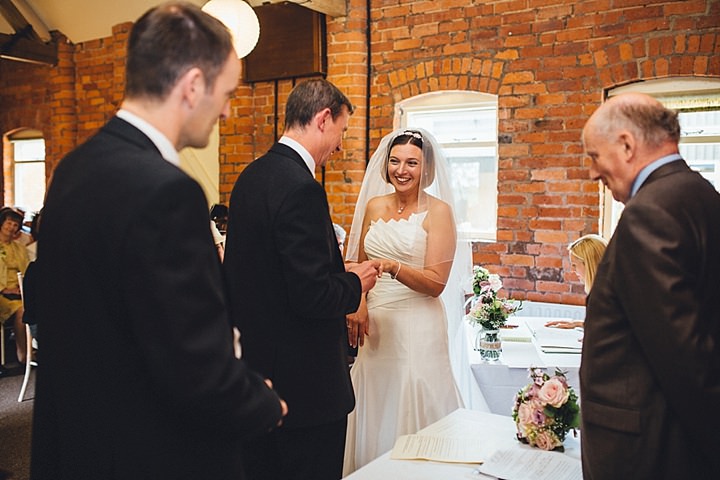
[400,130,423,140]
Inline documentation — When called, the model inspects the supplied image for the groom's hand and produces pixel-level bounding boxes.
[264,379,288,428]
[348,259,382,293]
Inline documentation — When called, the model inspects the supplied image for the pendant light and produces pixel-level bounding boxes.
[202,0,260,59]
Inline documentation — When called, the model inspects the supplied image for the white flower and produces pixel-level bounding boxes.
[488,274,502,292]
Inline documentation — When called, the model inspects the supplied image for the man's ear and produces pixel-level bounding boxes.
[315,108,332,132]
[179,67,205,109]
[618,131,636,162]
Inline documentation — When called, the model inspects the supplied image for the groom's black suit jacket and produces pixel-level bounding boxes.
[224,143,362,429]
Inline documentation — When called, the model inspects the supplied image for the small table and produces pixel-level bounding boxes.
[469,317,582,415]
[343,408,581,479]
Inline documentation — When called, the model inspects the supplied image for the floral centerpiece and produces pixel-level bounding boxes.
[512,367,580,451]
[466,266,522,330]
[465,266,522,360]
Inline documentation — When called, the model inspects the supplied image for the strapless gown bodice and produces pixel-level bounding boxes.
[364,212,427,307]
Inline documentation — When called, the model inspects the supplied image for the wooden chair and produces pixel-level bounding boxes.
[17,271,36,402]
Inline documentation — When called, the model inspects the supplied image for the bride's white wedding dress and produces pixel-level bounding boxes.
[343,212,463,475]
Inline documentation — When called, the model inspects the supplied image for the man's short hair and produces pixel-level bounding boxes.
[284,79,354,130]
[125,2,234,100]
[600,97,681,148]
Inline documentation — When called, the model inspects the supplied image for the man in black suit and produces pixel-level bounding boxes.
[223,79,382,480]
[580,92,720,478]
[31,4,286,479]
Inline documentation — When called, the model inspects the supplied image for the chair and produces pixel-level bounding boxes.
[17,271,36,402]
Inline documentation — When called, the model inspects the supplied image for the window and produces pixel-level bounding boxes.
[602,78,720,236]
[397,91,499,241]
[10,137,46,213]
[679,110,720,189]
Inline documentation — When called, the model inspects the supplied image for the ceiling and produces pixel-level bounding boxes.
[0,0,345,64]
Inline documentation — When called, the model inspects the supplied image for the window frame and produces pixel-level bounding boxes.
[395,91,499,242]
[601,77,720,237]
[4,129,46,212]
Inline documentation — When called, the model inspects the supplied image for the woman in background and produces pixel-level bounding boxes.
[343,129,463,474]
[546,234,607,329]
[0,207,30,365]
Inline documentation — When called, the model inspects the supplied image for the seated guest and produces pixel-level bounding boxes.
[11,207,32,246]
[545,234,607,329]
[210,219,225,261]
[210,203,229,234]
[0,207,30,365]
[210,204,228,260]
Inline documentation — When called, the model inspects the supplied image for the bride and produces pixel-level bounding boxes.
[343,128,464,474]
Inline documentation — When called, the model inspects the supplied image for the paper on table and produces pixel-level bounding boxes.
[541,346,583,354]
[477,448,582,480]
[499,322,533,342]
[390,435,486,463]
[525,319,583,353]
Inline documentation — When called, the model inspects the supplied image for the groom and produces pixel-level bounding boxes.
[223,79,382,480]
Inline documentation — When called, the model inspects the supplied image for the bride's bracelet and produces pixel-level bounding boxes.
[391,260,402,280]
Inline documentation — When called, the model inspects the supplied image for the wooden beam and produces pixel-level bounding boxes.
[0,0,56,64]
[247,0,346,18]
[0,0,38,41]
[0,31,57,65]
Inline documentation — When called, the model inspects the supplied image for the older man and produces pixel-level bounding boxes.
[31,4,285,479]
[580,92,720,479]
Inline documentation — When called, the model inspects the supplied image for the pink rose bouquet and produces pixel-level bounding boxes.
[511,367,580,451]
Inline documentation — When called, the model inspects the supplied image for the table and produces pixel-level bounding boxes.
[343,408,581,480]
[469,317,582,415]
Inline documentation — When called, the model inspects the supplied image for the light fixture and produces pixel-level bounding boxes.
[202,0,260,59]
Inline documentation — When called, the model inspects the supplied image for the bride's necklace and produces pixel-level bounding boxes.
[395,195,414,215]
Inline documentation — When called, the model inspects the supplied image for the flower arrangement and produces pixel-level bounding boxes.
[512,367,580,451]
[466,266,522,330]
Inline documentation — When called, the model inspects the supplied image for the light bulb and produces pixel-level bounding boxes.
[202,0,260,59]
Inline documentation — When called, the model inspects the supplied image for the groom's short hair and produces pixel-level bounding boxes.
[284,79,354,130]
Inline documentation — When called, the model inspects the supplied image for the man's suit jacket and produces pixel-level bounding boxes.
[223,143,361,429]
[581,160,720,479]
[31,117,282,480]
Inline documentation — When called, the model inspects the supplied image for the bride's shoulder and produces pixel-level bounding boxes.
[426,195,452,215]
[366,194,393,215]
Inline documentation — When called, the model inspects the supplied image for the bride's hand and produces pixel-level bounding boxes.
[346,296,370,348]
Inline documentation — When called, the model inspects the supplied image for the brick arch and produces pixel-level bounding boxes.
[378,58,506,101]
[369,57,508,143]
[592,31,720,89]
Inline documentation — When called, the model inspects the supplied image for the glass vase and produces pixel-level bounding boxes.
[476,329,502,362]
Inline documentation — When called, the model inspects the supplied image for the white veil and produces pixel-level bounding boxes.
[347,127,488,411]
[346,127,454,261]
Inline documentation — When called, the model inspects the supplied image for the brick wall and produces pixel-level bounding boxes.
[0,0,718,304]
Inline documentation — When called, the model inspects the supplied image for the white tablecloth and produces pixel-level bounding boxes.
[469,317,582,415]
[343,408,581,480]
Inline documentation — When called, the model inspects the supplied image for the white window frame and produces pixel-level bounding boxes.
[395,91,499,242]
[8,132,46,213]
[602,77,720,237]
